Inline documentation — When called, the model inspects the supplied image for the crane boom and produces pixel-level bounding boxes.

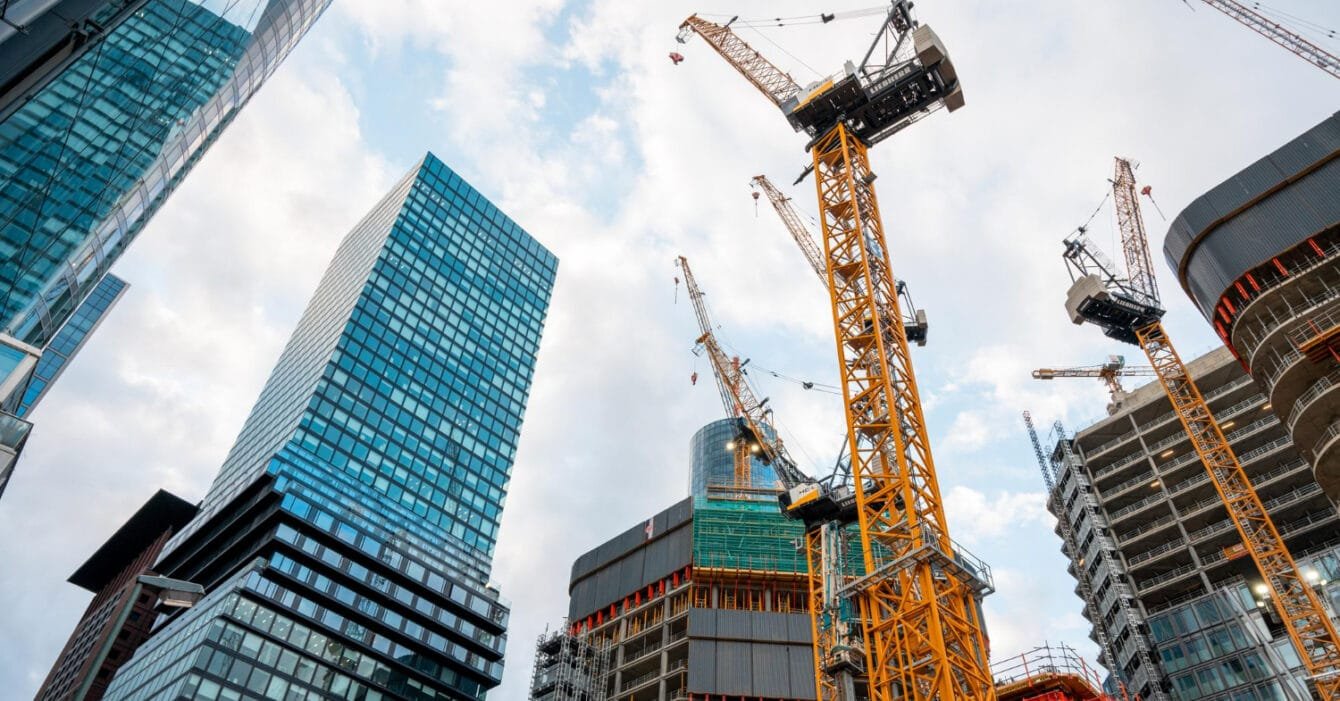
[752,174,827,286]
[1031,355,1157,397]
[1062,157,1340,698]
[1197,0,1340,80]
[1112,158,1160,306]
[1023,412,1126,694]
[678,256,800,490]
[676,16,801,109]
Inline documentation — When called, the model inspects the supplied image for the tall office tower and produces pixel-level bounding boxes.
[102,154,558,701]
[0,0,331,494]
[0,0,330,348]
[1164,113,1340,506]
[36,490,199,701]
[1049,346,1340,700]
[688,418,780,501]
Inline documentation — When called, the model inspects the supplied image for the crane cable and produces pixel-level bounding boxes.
[699,6,888,29]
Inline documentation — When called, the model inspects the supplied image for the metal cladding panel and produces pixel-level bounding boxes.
[688,640,717,691]
[1165,113,1340,318]
[688,608,717,638]
[716,640,753,695]
[617,548,647,597]
[717,609,752,638]
[667,497,693,528]
[1179,159,1340,317]
[789,646,818,700]
[752,644,792,699]
[571,549,598,584]
[751,611,788,642]
[786,612,812,644]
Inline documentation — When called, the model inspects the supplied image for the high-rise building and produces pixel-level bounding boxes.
[1047,346,1340,700]
[0,0,331,497]
[1163,112,1340,507]
[15,272,127,417]
[688,418,780,501]
[36,489,200,701]
[102,153,558,701]
[0,0,330,348]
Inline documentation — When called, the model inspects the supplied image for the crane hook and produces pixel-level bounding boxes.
[669,52,685,65]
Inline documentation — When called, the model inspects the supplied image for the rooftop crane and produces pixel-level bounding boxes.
[1032,355,1157,397]
[676,255,865,700]
[1023,412,1129,698]
[1192,0,1339,80]
[752,174,928,346]
[677,5,995,700]
[1062,157,1340,698]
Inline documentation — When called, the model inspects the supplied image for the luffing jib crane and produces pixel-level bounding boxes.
[678,4,995,700]
[752,174,929,346]
[1032,355,1157,411]
[677,255,866,700]
[1194,0,1339,80]
[1062,157,1340,698]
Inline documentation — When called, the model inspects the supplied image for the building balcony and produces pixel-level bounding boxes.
[1136,561,1201,594]
[1126,540,1190,569]
[1115,513,1178,547]
[1084,427,1141,460]
[1108,492,1169,524]
[1310,420,1340,502]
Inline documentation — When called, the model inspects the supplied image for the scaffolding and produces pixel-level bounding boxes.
[529,627,611,701]
[992,644,1120,701]
[690,497,865,576]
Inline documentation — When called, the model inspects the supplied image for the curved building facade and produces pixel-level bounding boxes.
[689,418,781,500]
[1164,112,1340,505]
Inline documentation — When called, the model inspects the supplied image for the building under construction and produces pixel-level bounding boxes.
[1047,346,1340,700]
[527,419,873,701]
[1164,113,1340,509]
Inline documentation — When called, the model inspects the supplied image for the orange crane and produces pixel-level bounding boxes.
[752,174,928,346]
[676,255,865,701]
[678,5,995,700]
[1192,1,1339,79]
[1031,355,1157,397]
[1062,157,1340,698]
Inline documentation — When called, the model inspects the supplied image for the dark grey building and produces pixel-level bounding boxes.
[1050,346,1340,700]
[1164,112,1340,507]
[555,494,821,701]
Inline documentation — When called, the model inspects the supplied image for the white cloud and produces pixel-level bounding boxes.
[4,0,1340,698]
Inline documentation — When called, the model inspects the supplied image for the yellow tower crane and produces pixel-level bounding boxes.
[1062,157,1340,698]
[678,5,995,700]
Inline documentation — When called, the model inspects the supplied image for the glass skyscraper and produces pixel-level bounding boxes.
[15,272,127,416]
[103,153,558,701]
[0,0,330,349]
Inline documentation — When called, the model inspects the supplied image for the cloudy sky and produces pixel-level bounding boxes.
[2,1,1339,698]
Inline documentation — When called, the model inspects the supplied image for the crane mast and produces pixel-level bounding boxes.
[1197,0,1340,79]
[1062,157,1340,698]
[679,7,994,700]
[753,174,928,346]
[1023,412,1126,695]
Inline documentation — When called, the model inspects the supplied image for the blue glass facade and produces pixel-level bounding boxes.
[0,0,330,349]
[15,272,127,416]
[689,418,781,500]
[104,154,557,701]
